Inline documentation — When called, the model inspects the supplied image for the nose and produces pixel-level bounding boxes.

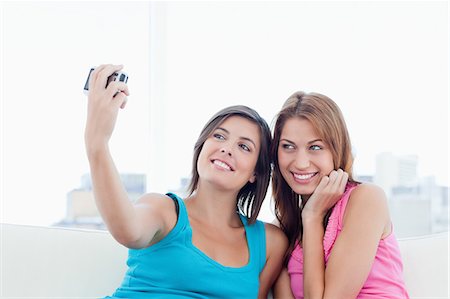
[220,148,232,157]
[294,151,310,169]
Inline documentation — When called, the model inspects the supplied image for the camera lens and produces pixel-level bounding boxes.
[120,74,126,82]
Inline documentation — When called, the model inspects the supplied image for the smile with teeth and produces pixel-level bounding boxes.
[292,172,317,180]
[212,159,233,171]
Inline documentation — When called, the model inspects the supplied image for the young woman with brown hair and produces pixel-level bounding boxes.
[84,64,287,298]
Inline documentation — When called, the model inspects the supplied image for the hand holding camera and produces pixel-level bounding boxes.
[84,66,129,95]
[84,64,130,154]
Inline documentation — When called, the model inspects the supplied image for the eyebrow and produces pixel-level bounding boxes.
[280,138,295,144]
[280,138,323,144]
[308,139,323,144]
[216,127,257,148]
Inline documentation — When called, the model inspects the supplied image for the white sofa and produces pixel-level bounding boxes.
[1,223,448,298]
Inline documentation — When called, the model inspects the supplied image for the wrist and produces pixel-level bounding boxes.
[85,142,110,160]
[301,212,323,226]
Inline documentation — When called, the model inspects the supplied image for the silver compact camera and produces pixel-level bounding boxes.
[83,67,129,95]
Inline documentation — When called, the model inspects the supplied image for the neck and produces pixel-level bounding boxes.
[186,182,242,228]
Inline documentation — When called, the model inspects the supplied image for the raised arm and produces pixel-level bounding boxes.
[84,64,172,249]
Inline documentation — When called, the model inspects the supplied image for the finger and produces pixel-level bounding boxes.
[328,170,338,184]
[95,64,124,91]
[325,170,343,193]
[107,81,129,97]
[106,87,128,102]
[120,97,128,109]
[338,171,349,192]
[88,65,103,95]
[330,169,346,192]
[90,64,112,92]
[333,168,344,184]
[315,175,330,193]
[112,93,128,109]
[90,64,108,86]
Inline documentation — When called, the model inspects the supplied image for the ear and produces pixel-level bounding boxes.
[249,172,257,184]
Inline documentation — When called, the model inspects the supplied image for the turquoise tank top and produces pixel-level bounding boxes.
[105,193,267,298]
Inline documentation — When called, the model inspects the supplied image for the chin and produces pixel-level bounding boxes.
[291,184,316,198]
[205,177,237,191]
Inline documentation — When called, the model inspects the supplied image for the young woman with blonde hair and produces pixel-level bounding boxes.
[271,91,409,299]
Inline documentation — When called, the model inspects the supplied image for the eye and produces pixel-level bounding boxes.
[281,143,295,150]
[213,133,225,140]
[309,144,322,151]
[239,143,251,152]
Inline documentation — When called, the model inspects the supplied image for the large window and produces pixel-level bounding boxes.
[1,2,151,227]
[2,1,448,237]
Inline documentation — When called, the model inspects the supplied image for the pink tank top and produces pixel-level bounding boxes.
[287,184,409,299]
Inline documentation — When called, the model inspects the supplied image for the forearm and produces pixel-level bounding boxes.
[87,146,141,244]
[302,217,326,299]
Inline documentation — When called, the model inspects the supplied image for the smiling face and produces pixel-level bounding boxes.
[277,117,334,199]
[197,115,261,192]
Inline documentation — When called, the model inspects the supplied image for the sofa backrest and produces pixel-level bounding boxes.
[1,223,448,298]
[1,223,127,297]
[397,232,448,298]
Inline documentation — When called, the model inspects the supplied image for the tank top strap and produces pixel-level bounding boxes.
[239,215,266,273]
[165,192,189,230]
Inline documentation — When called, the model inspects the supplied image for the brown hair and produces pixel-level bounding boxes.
[271,91,357,264]
[188,105,272,224]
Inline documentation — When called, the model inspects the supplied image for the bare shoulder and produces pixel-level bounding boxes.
[259,222,289,298]
[349,183,388,207]
[344,183,390,228]
[264,222,288,252]
[271,217,281,228]
[135,192,178,223]
[134,192,179,245]
[265,222,286,237]
[136,192,176,209]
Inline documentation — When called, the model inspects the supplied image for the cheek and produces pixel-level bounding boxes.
[320,153,335,174]
[197,148,209,172]
[277,152,290,172]
[196,154,204,176]
[241,154,258,172]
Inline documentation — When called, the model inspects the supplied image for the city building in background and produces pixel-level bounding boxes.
[57,152,448,237]
[55,174,147,230]
[375,153,419,197]
[374,152,448,238]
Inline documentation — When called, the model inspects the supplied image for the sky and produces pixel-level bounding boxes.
[1,1,448,226]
